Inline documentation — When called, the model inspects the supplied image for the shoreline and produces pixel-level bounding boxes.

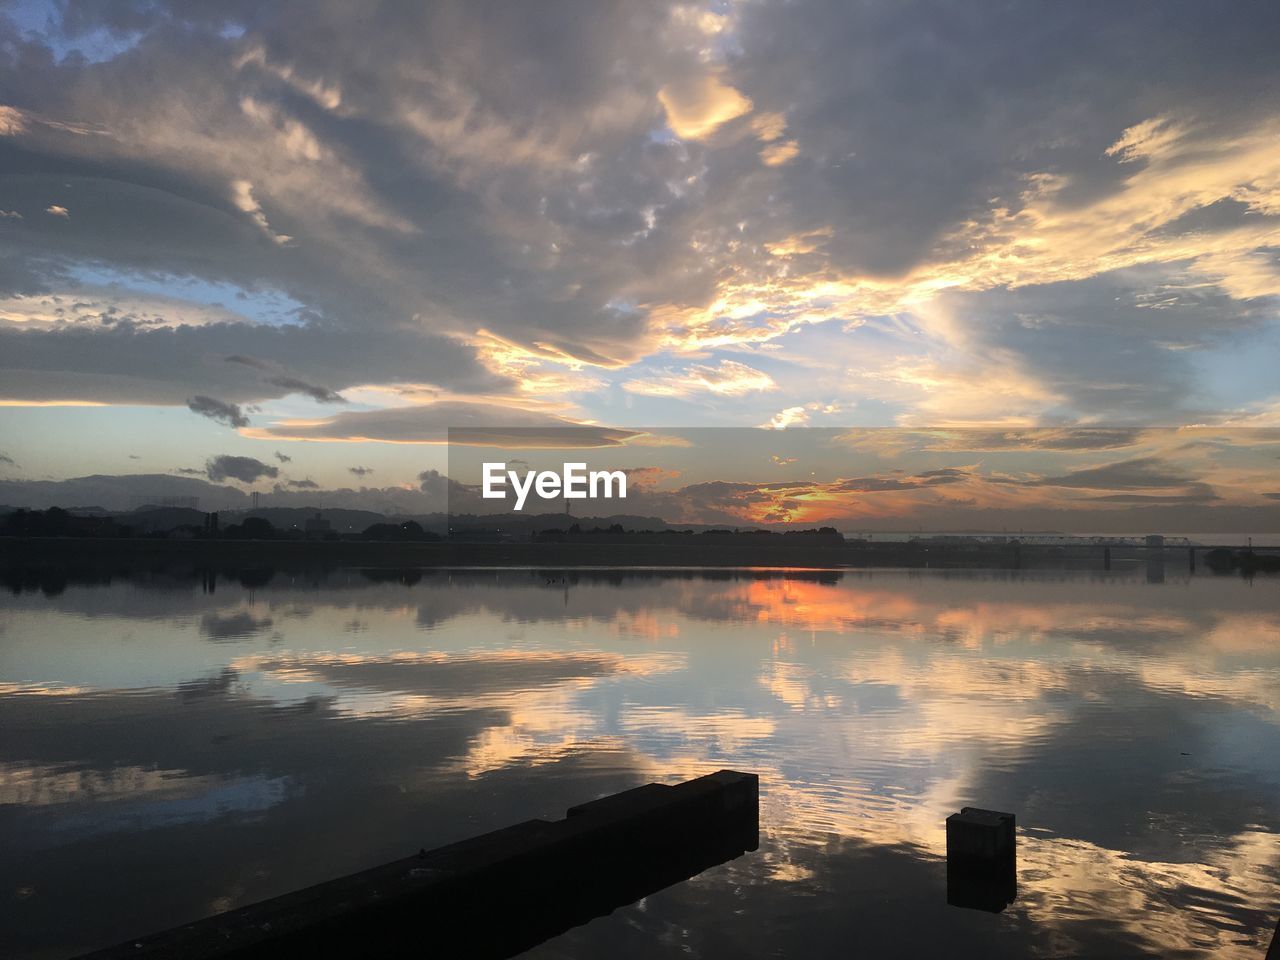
[4,535,1274,573]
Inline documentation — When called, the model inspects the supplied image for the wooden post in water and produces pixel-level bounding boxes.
[946,806,1017,913]
[78,770,759,960]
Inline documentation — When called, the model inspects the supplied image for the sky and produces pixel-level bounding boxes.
[1,0,1279,522]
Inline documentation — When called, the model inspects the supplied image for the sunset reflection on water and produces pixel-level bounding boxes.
[2,567,1278,957]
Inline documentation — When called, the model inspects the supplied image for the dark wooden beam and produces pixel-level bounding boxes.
[78,770,759,960]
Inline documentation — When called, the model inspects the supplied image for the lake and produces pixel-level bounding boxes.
[2,566,1278,957]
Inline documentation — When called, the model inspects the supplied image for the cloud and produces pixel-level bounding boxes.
[249,401,639,446]
[204,454,279,485]
[658,73,753,140]
[760,140,799,167]
[418,468,475,504]
[283,478,318,489]
[833,468,970,493]
[1104,115,1188,164]
[0,104,27,136]
[762,407,809,430]
[623,466,681,491]
[230,179,290,244]
[274,451,292,463]
[348,465,374,477]
[266,376,346,404]
[0,321,500,406]
[2,0,1279,444]
[921,429,1148,452]
[623,360,776,398]
[1034,457,1194,490]
[0,452,15,467]
[1089,488,1220,504]
[186,395,250,429]
[44,205,69,218]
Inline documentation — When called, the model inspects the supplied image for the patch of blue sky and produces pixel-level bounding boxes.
[1188,314,1280,412]
[646,126,681,146]
[7,0,146,64]
[68,265,311,327]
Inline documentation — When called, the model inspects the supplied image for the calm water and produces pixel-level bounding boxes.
[2,566,1279,958]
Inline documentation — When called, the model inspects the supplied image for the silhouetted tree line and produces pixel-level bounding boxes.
[3,508,440,543]
[1204,547,1280,574]
[3,508,127,538]
[359,520,439,542]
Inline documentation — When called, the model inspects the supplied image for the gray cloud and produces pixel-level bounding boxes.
[0,321,503,406]
[734,0,1280,275]
[187,395,250,428]
[348,466,374,477]
[274,451,291,463]
[1034,457,1194,490]
[1089,487,1220,504]
[419,469,446,495]
[267,376,346,404]
[0,0,1277,429]
[226,358,346,403]
[833,467,970,493]
[256,402,639,446]
[928,272,1274,420]
[0,1,679,374]
[924,429,1148,452]
[205,454,279,484]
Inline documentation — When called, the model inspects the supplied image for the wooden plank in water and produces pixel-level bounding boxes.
[78,769,759,960]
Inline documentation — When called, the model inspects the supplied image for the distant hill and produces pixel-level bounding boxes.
[0,474,251,512]
[0,473,445,515]
[219,506,396,534]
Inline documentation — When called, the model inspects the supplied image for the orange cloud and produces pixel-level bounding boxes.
[623,359,776,398]
[658,73,753,140]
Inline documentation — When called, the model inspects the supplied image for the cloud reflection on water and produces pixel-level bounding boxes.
[1,568,1277,957]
